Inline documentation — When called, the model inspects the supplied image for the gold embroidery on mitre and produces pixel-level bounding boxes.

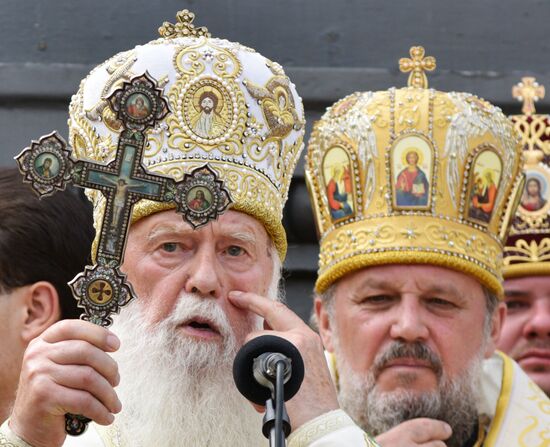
[158,10,210,39]
[70,11,305,261]
[504,78,550,277]
[306,49,523,295]
[243,63,304,139]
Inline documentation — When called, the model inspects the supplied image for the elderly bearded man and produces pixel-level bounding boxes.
[306,48,550,446]
[0,11,378,447]
[499,77,550,398]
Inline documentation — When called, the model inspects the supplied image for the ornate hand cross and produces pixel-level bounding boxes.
[512,76,545,116]
[399,46,436,89]
[16,72,232,435]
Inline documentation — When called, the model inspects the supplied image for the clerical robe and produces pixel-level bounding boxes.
[319,351,550,446]
[0,409,378,446]
[5,352,545,446]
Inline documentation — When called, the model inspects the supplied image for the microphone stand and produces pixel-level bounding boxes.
[262,360,291,447]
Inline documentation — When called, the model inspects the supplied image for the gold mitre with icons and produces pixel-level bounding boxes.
[69,10,305,259]
[306,46,524,296]
[503,77,550,278]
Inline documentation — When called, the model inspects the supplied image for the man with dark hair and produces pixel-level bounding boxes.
[0,167,94,423]
[500,78,550,398]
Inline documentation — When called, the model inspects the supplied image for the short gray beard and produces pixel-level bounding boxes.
[335,339,484,447]
[109,264,285,447]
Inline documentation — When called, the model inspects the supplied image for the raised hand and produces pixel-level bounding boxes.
[9,320,121,447]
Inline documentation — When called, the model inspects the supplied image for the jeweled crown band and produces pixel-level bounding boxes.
[315,215,503,295]
[307,47,524,297]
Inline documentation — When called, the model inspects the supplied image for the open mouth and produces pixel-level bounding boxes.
[179,318,221,339]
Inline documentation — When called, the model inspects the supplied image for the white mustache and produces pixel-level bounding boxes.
[162,292,233,339]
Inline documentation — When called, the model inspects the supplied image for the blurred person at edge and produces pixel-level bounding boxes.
[0,167,94,423]
[498,77,550,398]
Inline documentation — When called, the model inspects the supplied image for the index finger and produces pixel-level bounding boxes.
[41,319,120,352]
[228,291,305,332]
[403,418,452,442]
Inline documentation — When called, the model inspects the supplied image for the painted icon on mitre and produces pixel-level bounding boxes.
[392,134,433,209]
[520,168,550,214]
[322,146,355,222]
[467,150,502,224]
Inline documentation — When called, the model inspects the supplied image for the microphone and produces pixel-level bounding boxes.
[233,335,305,405]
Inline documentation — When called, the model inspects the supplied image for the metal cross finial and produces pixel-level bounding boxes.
[16,71,231,436]
[158,9,210,39]
[512,76,545,116]
[399,46,436,89]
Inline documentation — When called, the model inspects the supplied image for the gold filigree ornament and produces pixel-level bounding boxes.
[504,77,550,278]
[306,46,523,296]
[68,10,305,260]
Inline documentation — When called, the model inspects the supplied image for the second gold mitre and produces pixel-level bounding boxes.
[306,46,524,296]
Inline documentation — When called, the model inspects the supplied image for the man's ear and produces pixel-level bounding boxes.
[314,296,335,352]
[21,281,60,343]
[484,302,506,358]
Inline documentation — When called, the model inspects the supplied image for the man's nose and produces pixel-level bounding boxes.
[184,247,222,298]
[390,298,429,342]
[524,297,550,339]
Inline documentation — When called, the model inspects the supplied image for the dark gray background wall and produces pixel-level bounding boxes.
[1,0,549,320]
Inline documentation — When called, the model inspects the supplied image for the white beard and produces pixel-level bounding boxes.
[110,293,269,447]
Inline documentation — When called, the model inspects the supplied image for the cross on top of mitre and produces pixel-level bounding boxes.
[512,76,545,116]
[399,46,437,89]
[158,9,211,38]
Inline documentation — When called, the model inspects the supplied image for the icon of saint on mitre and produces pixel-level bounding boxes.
[520,170,549,213]
[391,135,433,209]
[467,150,502,224]
[187,83,230,140]
[322,146,355,222]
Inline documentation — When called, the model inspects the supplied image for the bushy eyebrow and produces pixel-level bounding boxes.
[146,223,190,242]
[503,289,529,298]
[145,224,259,245]
[355,277,462,299]
[228,231,258,245]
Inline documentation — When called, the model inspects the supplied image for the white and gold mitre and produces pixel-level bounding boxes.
[504,77,550,278]
[68,10,305,259]
[306,46,524,295]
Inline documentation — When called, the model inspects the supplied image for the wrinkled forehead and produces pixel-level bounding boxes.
[129,208,271,245]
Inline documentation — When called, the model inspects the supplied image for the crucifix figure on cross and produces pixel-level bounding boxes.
[15,71,232,435]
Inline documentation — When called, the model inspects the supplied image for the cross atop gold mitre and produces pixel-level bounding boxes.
[512,76,545,116]
[399,46,436,89]
[158,9,211,38]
